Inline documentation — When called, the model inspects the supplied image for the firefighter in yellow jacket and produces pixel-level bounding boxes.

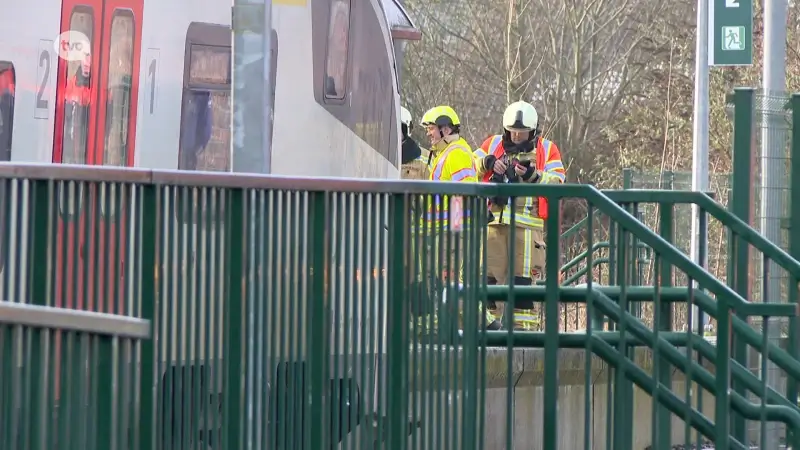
[473,101,566,330]
[410,105,496,336]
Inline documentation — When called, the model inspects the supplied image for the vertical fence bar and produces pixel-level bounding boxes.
[387,193,409,450]
[224,187,245,450]
[657,202,674,449]
[96,333,114,449]
[26,179,49,450]
[728,86,754,444]
[138,183,157,450]
[584,203,595,449]
[308,190,329,450]
[622,168,632,190]
[787,93,800,448]
[613,207,632,450]
[543,198,560,450]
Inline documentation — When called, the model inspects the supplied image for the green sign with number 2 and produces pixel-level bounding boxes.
[709,0,753,66]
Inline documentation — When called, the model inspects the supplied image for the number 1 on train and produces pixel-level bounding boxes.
[146,49,159,114]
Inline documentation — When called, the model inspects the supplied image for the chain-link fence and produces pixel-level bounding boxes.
[751,92,793,306]
[748,92,794,445]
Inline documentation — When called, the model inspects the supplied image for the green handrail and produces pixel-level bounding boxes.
[558,189,727,288]
[556,241,647,284]
[589,288,800,441]
[603,189,800,279]
[482,182,800,448]
[475,183,796,316]
[484,286,796,318]
[560,242,613,272]
[560,209,603,240]
[563,186,785,315]
[560,258,610,285]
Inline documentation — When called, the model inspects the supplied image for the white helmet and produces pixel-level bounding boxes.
[502,101,538,132]
[400,107,413,129]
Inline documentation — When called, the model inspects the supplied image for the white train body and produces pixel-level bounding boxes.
[0,1,422,445]
[0,0,419,178]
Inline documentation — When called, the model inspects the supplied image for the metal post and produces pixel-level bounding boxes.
[760,0,788,446]
[231,1,273,448]
[787,94,800,450]
[232,0,273,174]
[690,0,710,332]
[730,87,754,445]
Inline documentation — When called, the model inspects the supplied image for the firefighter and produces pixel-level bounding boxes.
[473,101,566,330]
[410,105,497,337]
[400,106,424,165]
[399,106,431,180]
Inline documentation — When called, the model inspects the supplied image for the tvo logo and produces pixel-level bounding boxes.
[54,30,91,62]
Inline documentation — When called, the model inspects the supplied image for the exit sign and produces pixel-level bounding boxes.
[709,0,753,66]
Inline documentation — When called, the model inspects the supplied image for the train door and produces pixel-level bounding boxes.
[93,0,141,315]
[52,0,142,315]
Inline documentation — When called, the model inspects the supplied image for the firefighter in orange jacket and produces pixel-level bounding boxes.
[473,101,566,330]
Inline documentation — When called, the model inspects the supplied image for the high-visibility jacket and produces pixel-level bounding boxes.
[422,137,478,230]
[473,135,565,229]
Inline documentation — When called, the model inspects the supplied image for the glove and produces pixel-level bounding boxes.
[522,167,541,183]
[514,160,537,182]
[482,155,497,172]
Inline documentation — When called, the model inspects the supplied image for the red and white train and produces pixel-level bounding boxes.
[0,0,421,446]
[1,0,420,174]
[1,0,421,316]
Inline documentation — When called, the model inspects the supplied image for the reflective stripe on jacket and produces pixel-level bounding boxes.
[421,138,477,230]
[473,135,566,228]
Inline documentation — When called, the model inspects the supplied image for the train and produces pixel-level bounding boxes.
[0,0,421,447]
[1,0,418,175]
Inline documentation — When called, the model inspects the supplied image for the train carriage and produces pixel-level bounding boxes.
[0,0,420,447]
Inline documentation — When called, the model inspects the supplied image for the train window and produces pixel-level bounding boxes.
[178,36,231,172]
[0,62,15,161]
[61,8,94,166]
[324,0,350,99]
[102,10,134,167]
[189,45,231,85]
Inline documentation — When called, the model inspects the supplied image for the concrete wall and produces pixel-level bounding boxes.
[399,344,788,450]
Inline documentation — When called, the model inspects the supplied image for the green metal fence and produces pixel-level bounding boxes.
[562,88,800,447]
[621,91,795,298]
[1,158,800,449]
[0,290,151,450]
